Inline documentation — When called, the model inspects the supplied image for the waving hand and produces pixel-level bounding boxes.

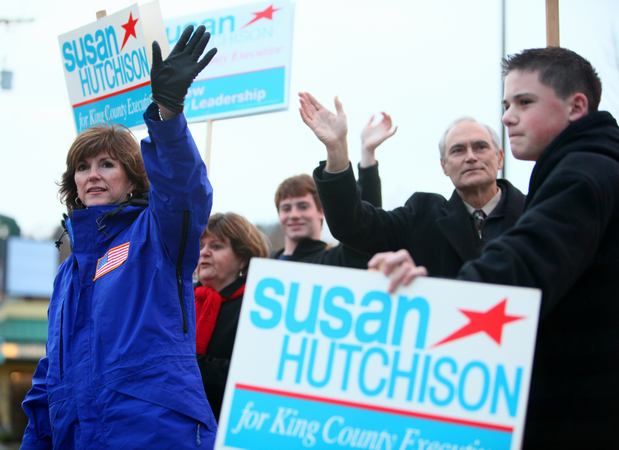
[151,25,218,114]
[299,92,349,172]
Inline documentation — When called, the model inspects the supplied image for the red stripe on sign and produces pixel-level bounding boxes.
[234,383,513,433]
[72,81,151,108]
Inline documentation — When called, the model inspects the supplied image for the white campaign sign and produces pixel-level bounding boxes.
[165,0,294,122]
[216,259,541,450]
[58,2,168,132]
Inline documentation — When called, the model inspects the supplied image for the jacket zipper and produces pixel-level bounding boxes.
[177,211,189,333]
[59,305,64,378]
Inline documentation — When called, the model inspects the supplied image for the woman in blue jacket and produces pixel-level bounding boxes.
[21,26,218,449]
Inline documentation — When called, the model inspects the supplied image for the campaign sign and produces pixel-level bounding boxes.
[59,3,167,132]
[216,259,541,450]
[165,1,294,122]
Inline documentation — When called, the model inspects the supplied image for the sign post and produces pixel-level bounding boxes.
[545,0,560,47]
[216,259,541,450]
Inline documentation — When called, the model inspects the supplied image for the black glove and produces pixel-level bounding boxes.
[151,25,218,114]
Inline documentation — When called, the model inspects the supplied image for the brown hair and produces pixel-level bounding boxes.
[201,212,269,272]
[274,174,322,212]
[502,47,602,113]
[59,124,149,212]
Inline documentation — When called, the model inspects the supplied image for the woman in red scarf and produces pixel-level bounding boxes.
[195,212,269,421]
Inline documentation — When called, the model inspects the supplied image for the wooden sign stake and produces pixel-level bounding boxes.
[546,0,560,47]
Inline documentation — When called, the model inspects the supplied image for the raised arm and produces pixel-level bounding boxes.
[150,25,217,119]
[298,92,349,173]
[143,25,217,269]
[300,93,417,255]
[360,112,398,168]
[358,112,397,207]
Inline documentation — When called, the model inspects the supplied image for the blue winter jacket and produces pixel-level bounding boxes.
[21,104,217,449]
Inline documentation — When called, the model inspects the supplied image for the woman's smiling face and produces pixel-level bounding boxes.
[74,152,134,207]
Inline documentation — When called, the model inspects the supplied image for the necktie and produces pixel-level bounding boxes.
[472,209,486,239]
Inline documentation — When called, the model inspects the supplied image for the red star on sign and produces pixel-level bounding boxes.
[242,4,281,28]
[120,12,139,51]
[432,298,524,348]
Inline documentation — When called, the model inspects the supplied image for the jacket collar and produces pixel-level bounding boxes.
[527,111,619,203]
[272,238,328,259]
[67,203,145,251]
[219,276,246,298]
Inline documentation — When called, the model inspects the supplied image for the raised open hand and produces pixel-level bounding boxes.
[298,92,348,148]
[151,25,218,114]
[361,112,398,153]
[299,92,350,172]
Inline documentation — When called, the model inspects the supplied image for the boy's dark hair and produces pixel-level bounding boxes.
[274,174,323,212]
[502,47,602,113]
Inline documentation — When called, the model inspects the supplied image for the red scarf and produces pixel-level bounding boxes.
[195,283,245,354]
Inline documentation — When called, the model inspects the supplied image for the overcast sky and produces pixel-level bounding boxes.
[1,0,617,240]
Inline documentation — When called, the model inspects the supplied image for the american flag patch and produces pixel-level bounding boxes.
[93,242,130,281]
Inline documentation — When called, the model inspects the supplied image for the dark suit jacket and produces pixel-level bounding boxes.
[314,162,525,277]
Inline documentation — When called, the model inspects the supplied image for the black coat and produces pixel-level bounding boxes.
[459,111,619,447]
[271,237,370,269]
[196,277,245,421]
[313,162,525,277]
[357,162,383,207]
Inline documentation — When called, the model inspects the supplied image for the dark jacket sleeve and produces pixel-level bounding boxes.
[313,161,415,255]
[357,162,382,207]
[458,153,619,316]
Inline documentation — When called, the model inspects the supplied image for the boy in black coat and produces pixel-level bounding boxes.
[373,47,619,448]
